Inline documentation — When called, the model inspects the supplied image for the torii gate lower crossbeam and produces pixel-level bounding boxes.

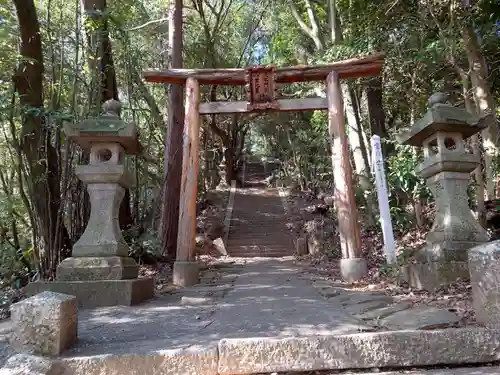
[143,53,385,286]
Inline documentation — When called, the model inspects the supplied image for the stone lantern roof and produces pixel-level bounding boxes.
[397,92,486,147]
[63,99,142,155]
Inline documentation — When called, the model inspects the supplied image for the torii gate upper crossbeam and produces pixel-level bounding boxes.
[142,53,385,86]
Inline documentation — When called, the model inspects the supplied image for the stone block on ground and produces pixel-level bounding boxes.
[380,306,460,330]
[469,241,500,328]
[401,261,469,291]
[0,354,61,375]
[217,328,500,374]
[181,296,215,305]
[10,292,77,356]
[211,238,227,256]
[25,278,154,309]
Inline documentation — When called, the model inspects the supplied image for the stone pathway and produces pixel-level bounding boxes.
[199,258,372,339]
[226,188,295,257]
[310,277,461,330]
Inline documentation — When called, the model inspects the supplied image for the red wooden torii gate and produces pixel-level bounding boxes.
[143,53,385,286]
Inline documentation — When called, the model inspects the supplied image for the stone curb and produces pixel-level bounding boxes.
[0,354,62,375]
[56,344,218,375]
[218,328,500,374]
[6,328,500,375]
[349,369,500,375]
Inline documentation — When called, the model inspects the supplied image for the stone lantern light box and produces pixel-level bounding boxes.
[26,100,154,308]
[397,92,489,291]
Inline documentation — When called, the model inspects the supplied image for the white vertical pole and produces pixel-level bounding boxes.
[371,135,397,265]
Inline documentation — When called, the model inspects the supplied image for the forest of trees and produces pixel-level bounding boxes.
[0,0,499,286]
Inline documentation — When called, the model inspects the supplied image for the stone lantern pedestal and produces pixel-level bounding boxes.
[26,100,154,308]
[398,93,488,291]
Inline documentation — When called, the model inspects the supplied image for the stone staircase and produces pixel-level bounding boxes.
[226,188,295,257]
[243,161,267,182]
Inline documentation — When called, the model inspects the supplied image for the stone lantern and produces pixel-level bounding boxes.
[398,92,489,290]
[26,100,154,307]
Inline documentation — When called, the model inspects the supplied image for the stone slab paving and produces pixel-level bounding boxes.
[199,258,373,339]
[2,258,500,375]
[309,277,461,330]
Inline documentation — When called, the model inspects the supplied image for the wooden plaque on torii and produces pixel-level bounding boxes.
[245,66,280,112]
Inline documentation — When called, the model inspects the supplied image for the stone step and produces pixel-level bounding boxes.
[231,216,285,219]
[226,249,293,255]
[216,329,500,374]
[225,252,293,257]
[230,222,288,226]
[229,225,290,231]
[229,226,289,231]
[31,328,500,375]
[350,368,500,375]
[227,244,292,250]
[227,244,293,251]
[227,233,292,240]
[228,232,290,238]
[226,247,292,252]
[227,241,294,250]
[225,255,294,258]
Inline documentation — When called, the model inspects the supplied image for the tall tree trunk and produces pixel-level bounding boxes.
[459,69,486,226]
[328,0,343,44]
[343,84,376,226]
[463,24,498,199]
[81,0,118,107]
[365,76,392,158]
[13,0,71,278]
[160,0,184,261]
[326,0,376,224]
[289,0,324,51]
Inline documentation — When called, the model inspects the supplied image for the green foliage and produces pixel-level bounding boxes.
[387,143,428,200]
[384,143,429,232]
[123,226,162,263]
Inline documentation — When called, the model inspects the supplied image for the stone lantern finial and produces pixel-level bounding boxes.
[103,99,122,117]
[428,91,450,108]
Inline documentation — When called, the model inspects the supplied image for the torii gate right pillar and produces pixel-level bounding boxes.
[327,71,367,282]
